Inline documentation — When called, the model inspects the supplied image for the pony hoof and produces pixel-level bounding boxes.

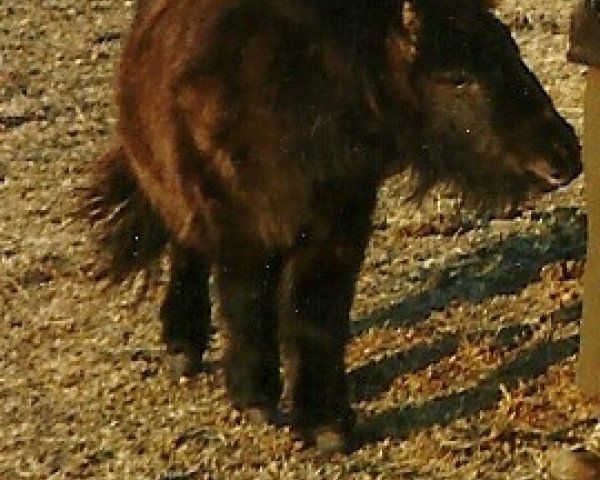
[166,351,204,379]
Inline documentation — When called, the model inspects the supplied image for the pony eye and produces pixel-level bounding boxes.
[445,71,474,87]
[431,70,475,88]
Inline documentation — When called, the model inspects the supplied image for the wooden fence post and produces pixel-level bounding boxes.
[578,67,600,398]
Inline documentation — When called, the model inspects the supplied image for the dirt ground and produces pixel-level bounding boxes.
[1,1,599,478]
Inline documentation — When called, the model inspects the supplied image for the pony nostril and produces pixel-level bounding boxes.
[567,156,583,181]
[557,142,581,161]
[546,138,582,183]
[560,145,583,179]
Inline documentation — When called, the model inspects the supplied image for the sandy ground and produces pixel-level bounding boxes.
[1,1,599,478]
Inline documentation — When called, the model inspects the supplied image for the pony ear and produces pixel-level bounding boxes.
[401,1,420,39]
[389,0,421,64]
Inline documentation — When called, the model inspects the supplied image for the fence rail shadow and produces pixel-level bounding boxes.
[352,208,585,335]
[358,334,579,442]
[348,207,586,444]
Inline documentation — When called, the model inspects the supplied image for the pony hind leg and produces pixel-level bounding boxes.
[160,243,212,376]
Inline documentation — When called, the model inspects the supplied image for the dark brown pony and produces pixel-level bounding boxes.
[84,0,581,451]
